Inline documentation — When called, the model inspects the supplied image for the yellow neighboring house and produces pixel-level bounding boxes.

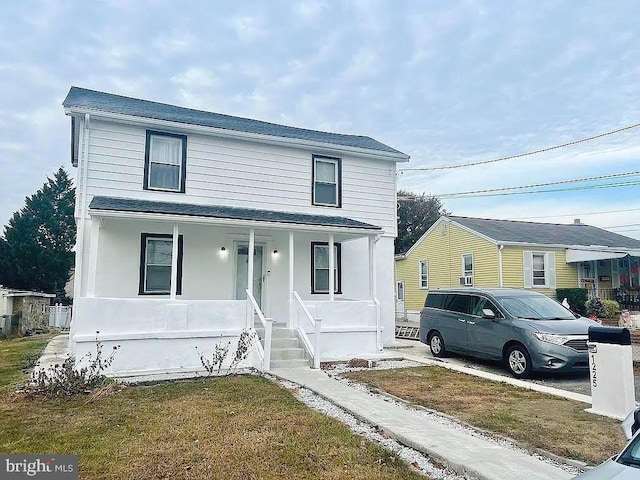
[394,216,640,320]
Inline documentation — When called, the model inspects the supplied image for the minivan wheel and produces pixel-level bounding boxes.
[429,331,447,358]
[506,344,533,379]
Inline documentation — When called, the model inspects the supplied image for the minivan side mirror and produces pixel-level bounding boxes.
[482,308,496,320]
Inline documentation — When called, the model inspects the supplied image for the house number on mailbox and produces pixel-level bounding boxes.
[590,353,597,388]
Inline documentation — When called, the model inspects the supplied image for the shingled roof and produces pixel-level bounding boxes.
[63,87,408,158]
[89,196,381,231]
[449,216,640,249]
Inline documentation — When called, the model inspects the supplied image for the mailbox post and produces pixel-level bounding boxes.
[586,326,635,419]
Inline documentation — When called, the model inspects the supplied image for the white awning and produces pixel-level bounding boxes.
[566,249,640,263]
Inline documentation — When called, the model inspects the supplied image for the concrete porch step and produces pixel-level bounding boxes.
[271,347,306,361]
[270,358,310,369]
[272,337,300,349]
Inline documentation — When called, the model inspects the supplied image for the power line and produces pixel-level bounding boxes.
[398,122,640,172]
[507,207,640,220]
[432,171,640,198]
[605,223,640,229]
[436,180,640,199]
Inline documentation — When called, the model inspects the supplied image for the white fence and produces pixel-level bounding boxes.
[49,304,71,328]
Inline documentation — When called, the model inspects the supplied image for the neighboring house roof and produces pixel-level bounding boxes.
[89,196,382,231]
[63,87,409,158]
[397,215,640,260]
[0,288,55,298]
[448,216,640,249]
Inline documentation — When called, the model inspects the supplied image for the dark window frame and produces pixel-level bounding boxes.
[311,154,342,208]
[143,130,187,193]
[138,233,184,295]
[311,241,342,294]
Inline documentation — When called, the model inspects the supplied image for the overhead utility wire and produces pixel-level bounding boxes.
[398,122,640,172]
[424,170,640,198]
[436,180,640,199]
[508,207,640,220]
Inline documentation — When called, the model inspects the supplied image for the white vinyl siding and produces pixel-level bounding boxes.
[82,120,397,235]
[419,260,428,289]
[523,251,556,289]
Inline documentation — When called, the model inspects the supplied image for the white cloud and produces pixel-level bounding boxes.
[293,1,328,20]
[227,15,268,43]
[171,67,220,89]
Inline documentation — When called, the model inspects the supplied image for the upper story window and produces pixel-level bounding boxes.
[312,155,342,207]
[462,254,473,277]
[144,131,187,193]
[419,260,428,289]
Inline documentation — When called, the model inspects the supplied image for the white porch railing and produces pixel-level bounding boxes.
[246,289,272,372]
[292,291,322,369]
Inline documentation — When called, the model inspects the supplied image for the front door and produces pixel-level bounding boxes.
[235,245,264,308]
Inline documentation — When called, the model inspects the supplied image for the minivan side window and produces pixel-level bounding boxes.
[445,294,478,314]
[473,298,503,318]
[425,293,446,309]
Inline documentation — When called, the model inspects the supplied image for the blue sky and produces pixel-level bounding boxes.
[1,0,639,238]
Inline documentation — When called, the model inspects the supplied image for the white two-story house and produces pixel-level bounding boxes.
[63,87,409,379]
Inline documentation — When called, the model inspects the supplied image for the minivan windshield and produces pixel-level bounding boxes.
[499,295,575,321]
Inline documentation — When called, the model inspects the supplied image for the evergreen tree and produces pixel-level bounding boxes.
[0,167,75,297]
[395,190,447,255]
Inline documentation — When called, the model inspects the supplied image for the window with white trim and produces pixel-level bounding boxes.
[312,155,341,207]
[523,251,556,289]
[419,260,428,288]
[311,242,341,293]
[144,131,187,192]
[139,234,184,295]
[462,254,473,277]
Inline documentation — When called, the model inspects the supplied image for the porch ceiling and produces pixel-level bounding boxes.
[89,196,382,235]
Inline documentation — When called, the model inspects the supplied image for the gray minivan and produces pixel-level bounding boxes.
[419,287,597,378]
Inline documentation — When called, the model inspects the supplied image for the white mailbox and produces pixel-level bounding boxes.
[587,326,635,420]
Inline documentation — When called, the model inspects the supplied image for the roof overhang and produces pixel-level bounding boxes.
[2,291,55,298]
[64,107,410,163]
[89,196,383,236]
[566,248,640,263]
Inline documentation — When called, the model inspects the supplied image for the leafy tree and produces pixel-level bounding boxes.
[0,167,75,298]
[395,190,447,255]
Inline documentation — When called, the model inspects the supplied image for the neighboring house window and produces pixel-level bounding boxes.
[312,155,341,207]
[144,131,187,192]
[139,234,184,295]
[311,242,341,293]
[396,281,404,301]
[419,260,428,288]
[462,254,473,277]
[523,251,556,289]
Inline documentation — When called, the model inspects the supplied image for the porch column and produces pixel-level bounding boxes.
[368,235,376,300]
[248,228,255,297]
[87,217,102,298]
[289,231,294,328]
[170,223,179,300]
[328,234,335,301]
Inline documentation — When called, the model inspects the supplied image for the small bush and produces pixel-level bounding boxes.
[556,288,588,315]
[24,332,120,398]
[196,328,257,376]
[585,298,620,319]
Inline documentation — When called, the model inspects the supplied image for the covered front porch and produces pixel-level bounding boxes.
[566,248,640,310]
[71,197,394,378]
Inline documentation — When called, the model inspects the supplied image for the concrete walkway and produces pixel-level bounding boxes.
[34,334,69,374]
[273,367,573,480]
